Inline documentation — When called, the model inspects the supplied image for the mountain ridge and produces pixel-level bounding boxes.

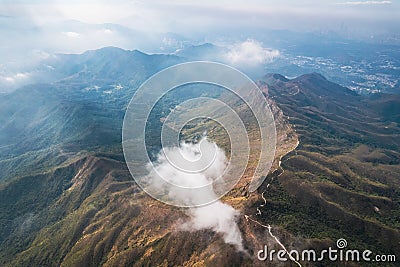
[0,47,399,266]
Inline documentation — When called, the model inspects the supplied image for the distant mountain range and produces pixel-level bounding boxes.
[0,47,399,266]
[0,47,182,181]
[2,24,400,94]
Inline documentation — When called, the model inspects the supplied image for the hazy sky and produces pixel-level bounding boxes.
[1,0,399,34]
[0,0,399,91]
[0,0,399,61]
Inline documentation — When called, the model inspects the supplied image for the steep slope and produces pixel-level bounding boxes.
[244,73,400,265]
[0,100,296,266]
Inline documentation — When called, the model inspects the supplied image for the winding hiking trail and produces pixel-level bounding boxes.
[244,139,301,266]
[244,215,302,267]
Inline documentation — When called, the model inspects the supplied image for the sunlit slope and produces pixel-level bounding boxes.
[249,73,400,265]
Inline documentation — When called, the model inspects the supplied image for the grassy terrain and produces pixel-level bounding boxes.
[247,73,400,266]
[0,48,399,266]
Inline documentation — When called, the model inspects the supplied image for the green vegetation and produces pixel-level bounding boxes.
[255,73,400,265]
[0,48,399,266]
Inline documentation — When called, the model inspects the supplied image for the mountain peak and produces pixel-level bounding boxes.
[83,46,129,56]
[294,72,327,82]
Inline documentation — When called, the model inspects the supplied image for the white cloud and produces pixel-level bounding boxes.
[1,72,30,83]
[102,28,113,34]
[147,138,245,251]
[0,72,31,92]
[180,201,244,251]
[336,1,391,5]
[62,31,80,38]
[225,39,280,67]
[112,84,123,90]
[148,138,228,201]
[14,73,29,79]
